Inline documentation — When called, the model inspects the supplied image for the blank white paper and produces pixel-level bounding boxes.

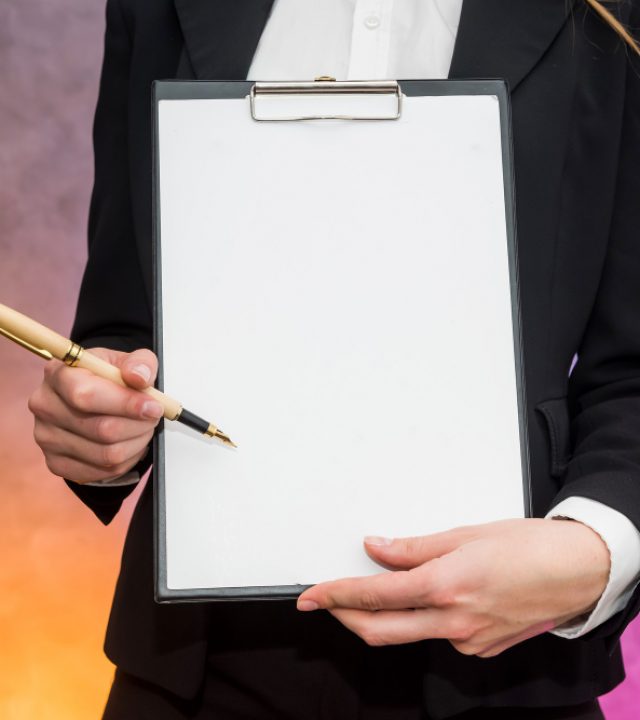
[157,91,526,592]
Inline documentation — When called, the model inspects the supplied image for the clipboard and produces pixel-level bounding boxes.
[152,79,531,602]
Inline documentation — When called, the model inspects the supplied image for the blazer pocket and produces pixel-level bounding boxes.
[535,397,572,479]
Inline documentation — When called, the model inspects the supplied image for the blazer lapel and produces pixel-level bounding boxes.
[449,0,577,91]
[174,0,275,79]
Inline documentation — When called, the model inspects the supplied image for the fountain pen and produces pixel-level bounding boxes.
[0,302,236,447]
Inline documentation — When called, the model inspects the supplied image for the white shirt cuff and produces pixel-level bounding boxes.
[85,471,141,487]
[546,496,640,639]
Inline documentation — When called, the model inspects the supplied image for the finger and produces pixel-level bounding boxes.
[116,348,159,390]
[298,569,430,612]
[34,420,154,471]
[47,364,163,420]
[31,381,158,442]
[364,526,481,569]
[64,346,158,388]
[43,446,148,484]
[328,607,462,646]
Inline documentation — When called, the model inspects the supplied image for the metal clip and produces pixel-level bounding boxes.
[250,80,402,122]
[0,327,53,361]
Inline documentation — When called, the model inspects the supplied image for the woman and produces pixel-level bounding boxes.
[28,1,640,717]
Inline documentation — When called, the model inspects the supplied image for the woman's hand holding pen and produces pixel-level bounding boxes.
[297,518,610,657]
[28,348,163,484]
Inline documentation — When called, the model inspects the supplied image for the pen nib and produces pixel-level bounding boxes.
[206,424,237,448]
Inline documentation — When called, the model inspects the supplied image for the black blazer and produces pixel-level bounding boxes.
[68,0,640,716]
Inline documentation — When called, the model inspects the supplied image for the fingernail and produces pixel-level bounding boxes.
[365,536,393,547]
[297,600,319,612]
[132,364,152,383]
[142,401,164,419]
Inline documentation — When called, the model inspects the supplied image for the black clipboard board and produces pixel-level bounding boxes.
[152,79,530,602]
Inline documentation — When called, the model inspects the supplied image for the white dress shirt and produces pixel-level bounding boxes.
[248,0,462,81]
[96,0,640,639]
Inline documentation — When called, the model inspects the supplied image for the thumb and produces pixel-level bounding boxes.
[116,348,159,391]
[364,526,478,569]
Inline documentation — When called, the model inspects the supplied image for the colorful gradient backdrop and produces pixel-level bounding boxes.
[0,2,638,717]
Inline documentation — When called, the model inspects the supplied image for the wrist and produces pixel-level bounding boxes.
[549,517,611,615]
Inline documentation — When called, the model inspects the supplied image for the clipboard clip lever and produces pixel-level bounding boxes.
[250,79,402,122]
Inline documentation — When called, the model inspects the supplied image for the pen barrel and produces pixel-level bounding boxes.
[0,303,182,421]
[0,302,75,359]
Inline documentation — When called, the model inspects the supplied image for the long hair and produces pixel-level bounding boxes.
[586,0,640,54]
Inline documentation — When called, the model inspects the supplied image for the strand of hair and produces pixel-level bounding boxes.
[585,0,640,56]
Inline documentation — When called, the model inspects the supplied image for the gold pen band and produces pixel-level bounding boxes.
[168,405,182,422]
[62,342,84,367]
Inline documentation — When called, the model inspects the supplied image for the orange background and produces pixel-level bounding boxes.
[0,2,637,717]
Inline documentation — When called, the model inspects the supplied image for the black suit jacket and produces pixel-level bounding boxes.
[67,0,640,716]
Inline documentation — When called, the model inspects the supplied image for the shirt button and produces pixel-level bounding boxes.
[364,15,381,29]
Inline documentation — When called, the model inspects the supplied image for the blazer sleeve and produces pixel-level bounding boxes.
[68,0,153,525]
[553,28,640,644]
